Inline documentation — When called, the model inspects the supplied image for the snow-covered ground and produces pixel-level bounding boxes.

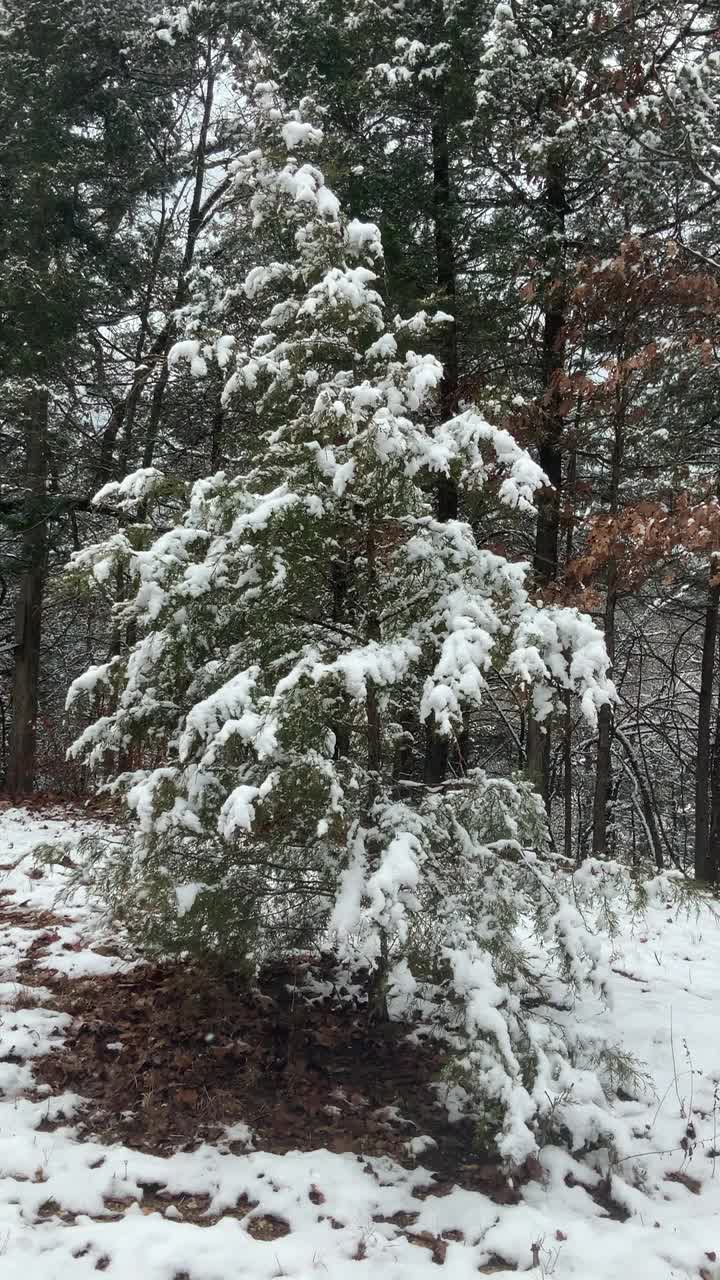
[0,805,719,1279]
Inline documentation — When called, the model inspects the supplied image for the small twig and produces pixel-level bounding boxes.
[670,1010,685,1118]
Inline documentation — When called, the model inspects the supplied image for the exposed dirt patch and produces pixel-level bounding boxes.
[563,1170,630,1222]
[32,952,487,1179]
[3,894,535,1212]
[0,794,119,822]
[245,1213,291,1240]
[665,1168,702,1195]
[0,903,64,932]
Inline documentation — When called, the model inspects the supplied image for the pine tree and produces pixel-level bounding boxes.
[66,88,624,1160]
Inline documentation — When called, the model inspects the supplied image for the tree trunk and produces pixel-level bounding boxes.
[562,695,573,860]
[424,86,459,786]
[141,360,172,469]
[695,560,720,880]
[562,447,577,858]
[432,101,459,500]
[615,728,664,870]
[591,401,623,858]
[210,395,225,471]
[365,526,383,794]
[526,159,567,800]
[591,584,616,859]
[94,196,171,483]
[365,526,388,1021]
[141,60,215,469]
[707,660,720,883]
[8,389,49,795]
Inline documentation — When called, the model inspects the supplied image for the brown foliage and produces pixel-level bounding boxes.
[566,494,720,592]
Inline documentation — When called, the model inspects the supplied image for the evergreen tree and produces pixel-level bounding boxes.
[67,89,621,1160]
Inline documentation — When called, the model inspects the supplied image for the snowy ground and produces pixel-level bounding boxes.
[0,806,719,1279]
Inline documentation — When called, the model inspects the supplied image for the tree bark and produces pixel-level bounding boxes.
[7,389,49,795]
[526,159,567,801]
[432,100,459,509]
[209,395,225,472]
[615,728,664,870]
[707,659,720,883]
[424,86,459,786]
[365,526,388,1022]
[94,42,222,484]
[591,402,623,858]
[94,194,171,484]
[695,559,720,880]
[562,694,573,860]
[591,582,617,859]
[365,525,382,793]
[562,446,577,858]
[142,48,216,471]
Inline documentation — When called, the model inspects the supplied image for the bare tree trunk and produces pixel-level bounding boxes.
[526,158,567,800]
[432,101,459,511]
[95,44,222,483]
[365,526,388,1021]
[94,194,171,484]
[695,559,720,880]
[707,659,720,883]
[424,84,458,786]
[592,402,623,858]
[209,395,225,472]
[141,360,172,469]
[615,728,664,870]
[562,446,576,858]
[142,46,217,471]
[591,580,617,859]
[8,389,49,795]
[563,695,573,860]
[365,525,383,795]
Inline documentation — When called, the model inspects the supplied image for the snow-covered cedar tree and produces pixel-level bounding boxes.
[67,84,621,1161]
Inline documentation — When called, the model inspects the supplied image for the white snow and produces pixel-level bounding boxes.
[281,119,323,151]
[168,339,208,378]
[2,827,720,1275]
